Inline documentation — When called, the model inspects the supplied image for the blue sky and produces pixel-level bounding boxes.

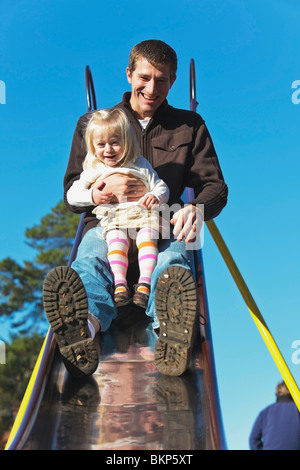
[1,0,300,450]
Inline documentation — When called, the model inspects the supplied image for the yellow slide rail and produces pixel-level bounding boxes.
[206,219,300,411]
[4,329,54,450]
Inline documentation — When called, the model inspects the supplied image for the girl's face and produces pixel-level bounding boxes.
[92,128,124,167]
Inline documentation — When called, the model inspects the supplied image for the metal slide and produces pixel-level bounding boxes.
[5,62,226,451]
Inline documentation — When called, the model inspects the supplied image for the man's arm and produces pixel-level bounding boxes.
[172,117,228,243]
[184,119,228,221]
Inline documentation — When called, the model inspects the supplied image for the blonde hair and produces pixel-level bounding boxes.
[84,108,140,170]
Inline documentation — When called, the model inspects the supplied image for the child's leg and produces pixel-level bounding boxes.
[135,228,159,297]
[106,229,129,300]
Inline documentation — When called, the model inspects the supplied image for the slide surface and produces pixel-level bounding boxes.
[5,250,226,450]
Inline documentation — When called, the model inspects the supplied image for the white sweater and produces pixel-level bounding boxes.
[67,155,169,208]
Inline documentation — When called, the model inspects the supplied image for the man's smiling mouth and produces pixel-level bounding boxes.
[141,93,157,101]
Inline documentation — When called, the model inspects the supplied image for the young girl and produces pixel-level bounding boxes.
[67,108,169,309]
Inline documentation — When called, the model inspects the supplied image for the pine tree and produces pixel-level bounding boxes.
[0,201,80,336]
[0,334,43,449]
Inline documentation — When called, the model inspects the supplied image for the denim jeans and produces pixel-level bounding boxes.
[72,226,196,331]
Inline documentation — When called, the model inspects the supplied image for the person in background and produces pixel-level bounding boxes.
[249,381,300,450]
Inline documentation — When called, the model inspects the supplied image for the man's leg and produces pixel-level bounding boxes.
[43,227,117,378]
[71,227,118,331]
[146,235,196,328]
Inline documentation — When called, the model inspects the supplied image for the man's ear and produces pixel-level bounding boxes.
[126,67,132,84]
[170,74,177,89]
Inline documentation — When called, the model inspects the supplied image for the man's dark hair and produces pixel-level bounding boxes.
[128,39,177,80]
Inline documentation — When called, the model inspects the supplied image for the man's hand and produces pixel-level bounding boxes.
[101,173,147,202]
[171,204,204,243]
[91,180,114,205]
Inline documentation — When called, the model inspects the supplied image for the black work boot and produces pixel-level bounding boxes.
[43,266,99,379]
[154,266,198,376]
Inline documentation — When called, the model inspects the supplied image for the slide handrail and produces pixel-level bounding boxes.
[85,65,97,111]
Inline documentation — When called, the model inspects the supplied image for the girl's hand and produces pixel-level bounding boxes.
[140,193,160,209]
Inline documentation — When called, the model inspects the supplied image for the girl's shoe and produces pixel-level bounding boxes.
[132,283,150,309]
[114,284,131,307]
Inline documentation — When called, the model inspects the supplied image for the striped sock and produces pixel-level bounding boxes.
[136,228,159,296]
[106,229,129,293]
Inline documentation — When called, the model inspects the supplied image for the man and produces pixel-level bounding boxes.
[249,381,300,450]
[43,40,228,379]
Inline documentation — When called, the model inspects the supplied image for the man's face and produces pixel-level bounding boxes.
[126,58,176,120]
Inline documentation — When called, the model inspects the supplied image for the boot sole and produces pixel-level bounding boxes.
[42,266,98,379]
[154,266,198,376]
